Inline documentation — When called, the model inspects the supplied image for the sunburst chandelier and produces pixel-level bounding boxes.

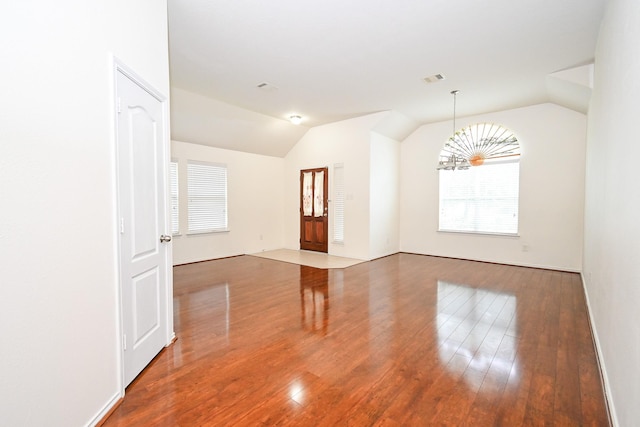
[437,90,519,171]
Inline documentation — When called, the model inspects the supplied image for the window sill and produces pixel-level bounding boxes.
[438,229,519,238]
[187,229,230,236]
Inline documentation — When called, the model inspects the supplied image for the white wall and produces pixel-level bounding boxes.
[284,113,390,260]
[171,140,285,265]
[171,87,308,158]
[369,133,401,259]
[400,103,586,271]
[583,0,640,424]
[0,1,169,426]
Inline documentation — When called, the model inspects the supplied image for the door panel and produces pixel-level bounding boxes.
[116,68,169,386]
[130,110,158,259]
[314,221,325,244]
[300,167,328,252]
[132,267,160,347]
[303,222,313,243]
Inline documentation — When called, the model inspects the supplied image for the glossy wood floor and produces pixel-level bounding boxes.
[103,254,609,426]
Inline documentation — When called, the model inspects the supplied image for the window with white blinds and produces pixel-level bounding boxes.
[169,161,179,235]
[439,160,519,235]
[187,161,228,233]
[333,163,345,243]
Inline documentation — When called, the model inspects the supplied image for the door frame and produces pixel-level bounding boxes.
[111,57,174,394]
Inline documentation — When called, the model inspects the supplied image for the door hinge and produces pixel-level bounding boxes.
[120,218,125,234]
[123,334,127,350]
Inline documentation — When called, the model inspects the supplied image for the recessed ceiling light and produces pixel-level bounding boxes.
[423,74,446,84]
[289,115,302,125]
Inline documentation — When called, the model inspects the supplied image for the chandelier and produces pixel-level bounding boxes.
[437,90,519,171]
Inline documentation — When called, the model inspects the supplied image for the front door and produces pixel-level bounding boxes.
[115,64,172,386]
[300,167,328,252]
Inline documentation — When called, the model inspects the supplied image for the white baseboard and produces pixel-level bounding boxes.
[580,273,618,427]
[86,391,122,427]
[404,251,581,272]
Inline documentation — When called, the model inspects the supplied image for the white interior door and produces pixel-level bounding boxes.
[115,65,171,386]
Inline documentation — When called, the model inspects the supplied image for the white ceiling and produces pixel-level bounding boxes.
[167,0,606,155]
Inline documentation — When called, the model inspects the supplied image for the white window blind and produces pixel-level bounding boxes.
[169,161,179,235]
[187,161,228,233]
[333,163,345,243]
[439,161,519,235]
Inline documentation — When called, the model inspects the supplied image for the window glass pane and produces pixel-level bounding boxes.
[170,161,179,234]
[302,172,313,216]
[187,161,228,233]
[314,170,324,217]
[439,162,519,234]
[333,164,344,242]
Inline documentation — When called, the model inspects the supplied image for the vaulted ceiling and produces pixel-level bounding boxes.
[168,0,606,156]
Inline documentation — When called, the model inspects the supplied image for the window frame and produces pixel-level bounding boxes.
[438,157,520,237]
[187,160,229,235]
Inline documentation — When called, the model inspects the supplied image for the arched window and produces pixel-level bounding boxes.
[438,123,521,235]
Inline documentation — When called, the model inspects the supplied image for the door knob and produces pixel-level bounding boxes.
[160,234,172,243]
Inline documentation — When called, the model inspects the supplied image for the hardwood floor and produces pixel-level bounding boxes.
[103,254,609,426]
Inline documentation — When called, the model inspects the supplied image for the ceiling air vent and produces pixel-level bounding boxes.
[423,74,446,84]
[256,82,279,92]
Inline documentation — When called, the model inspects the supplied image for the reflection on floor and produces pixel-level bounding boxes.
[299,266,330,335]
[249,248,365,269]
[437,281,517,391]
[103,254,609,426]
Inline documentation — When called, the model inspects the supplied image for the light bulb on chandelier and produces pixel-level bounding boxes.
[469,154,485,166]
